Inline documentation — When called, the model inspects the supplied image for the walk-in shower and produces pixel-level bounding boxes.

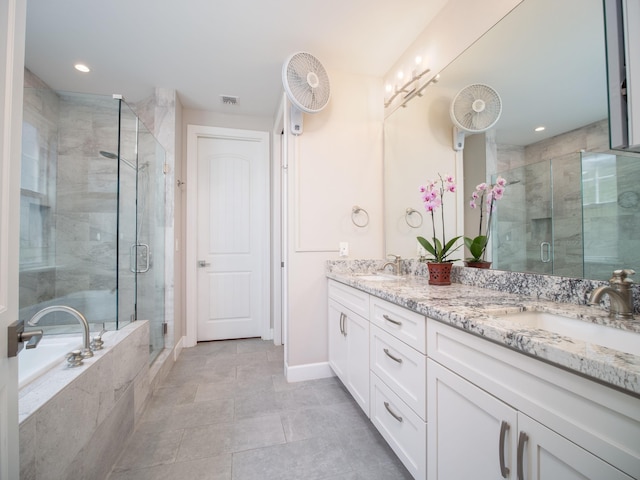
[19,88,166,383]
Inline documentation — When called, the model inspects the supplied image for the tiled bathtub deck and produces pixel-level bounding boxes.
[107,339,411,480]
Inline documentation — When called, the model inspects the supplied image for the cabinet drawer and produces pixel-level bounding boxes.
[370,372,426,480]
[328,280,369,319]
[370,324,426,420]
[370,296,426,353]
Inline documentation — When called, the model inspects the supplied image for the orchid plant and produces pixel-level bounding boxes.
[417,174,462,263]
[464,176,507,262]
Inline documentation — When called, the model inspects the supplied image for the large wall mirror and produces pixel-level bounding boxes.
[384,0,640,281]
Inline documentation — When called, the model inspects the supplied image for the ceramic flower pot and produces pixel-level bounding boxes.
[464,260,492,269]
[427,262,453,285]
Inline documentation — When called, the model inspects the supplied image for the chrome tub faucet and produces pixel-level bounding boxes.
[28,305,94,358]
[588,269,635,319]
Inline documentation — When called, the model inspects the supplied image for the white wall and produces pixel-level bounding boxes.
[285,70,384,369]
[285,0,525,374]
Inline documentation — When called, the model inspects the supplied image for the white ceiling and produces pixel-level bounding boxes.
[25,0,449,118]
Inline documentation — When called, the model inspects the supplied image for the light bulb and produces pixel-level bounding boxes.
[74,63,90,73]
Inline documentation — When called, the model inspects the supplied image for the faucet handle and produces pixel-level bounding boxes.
[386,254,401,262]
[611,269,635,284]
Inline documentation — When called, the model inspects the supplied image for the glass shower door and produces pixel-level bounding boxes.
[117,101,138,329]
[130,112,165,361]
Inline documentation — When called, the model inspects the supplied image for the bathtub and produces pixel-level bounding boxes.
[18,334,84,389]
[19,321,155,480]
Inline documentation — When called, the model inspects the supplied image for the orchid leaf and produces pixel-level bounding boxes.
[464,235,487,260]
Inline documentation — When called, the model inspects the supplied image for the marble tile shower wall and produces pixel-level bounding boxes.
[20,70,60,310]
[56,93,121,299]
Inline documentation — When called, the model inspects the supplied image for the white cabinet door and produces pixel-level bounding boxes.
[345,308,370,415]
[327,297,369,416]
[518,414,634,480]
[328,299,349,382]
[428,359,518,480]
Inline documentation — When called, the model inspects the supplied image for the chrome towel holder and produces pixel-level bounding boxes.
[405,207,423,228]
[352,206,369,228]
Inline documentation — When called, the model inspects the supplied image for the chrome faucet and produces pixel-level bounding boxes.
[381,254,402,276]
[588,269,635,319]
[28,305,94,358]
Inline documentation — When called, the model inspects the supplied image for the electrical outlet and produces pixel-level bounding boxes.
[339,242,349,257]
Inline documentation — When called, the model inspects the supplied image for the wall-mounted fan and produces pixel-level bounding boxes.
[282,52,331,135]
[450,83,502,151]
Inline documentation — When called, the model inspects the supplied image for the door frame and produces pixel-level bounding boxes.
[185,125,270,347]
[0,0,26,476]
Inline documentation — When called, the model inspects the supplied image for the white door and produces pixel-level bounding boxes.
[0,0,26,477]
[195,130,269,341]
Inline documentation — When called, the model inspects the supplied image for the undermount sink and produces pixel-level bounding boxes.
[353,273,405,282]
[496,310,640,356]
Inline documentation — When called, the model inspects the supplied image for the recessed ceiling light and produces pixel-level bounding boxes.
[74,63,90,73]
[534,126,545,132]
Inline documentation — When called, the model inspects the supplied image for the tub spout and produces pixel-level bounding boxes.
[28,305,93,358]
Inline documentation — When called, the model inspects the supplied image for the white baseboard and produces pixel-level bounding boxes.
[173,336,185,361]
[285,361,335,383]
[262,328,274,341]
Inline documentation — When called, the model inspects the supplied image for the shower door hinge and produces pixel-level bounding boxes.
[163,322,168,335]
[163,163,169,174]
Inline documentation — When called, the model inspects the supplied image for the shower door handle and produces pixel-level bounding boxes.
[130,243,150,273]
[540,242,551,263]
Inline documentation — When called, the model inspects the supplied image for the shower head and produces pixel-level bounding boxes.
[99,150,138,171]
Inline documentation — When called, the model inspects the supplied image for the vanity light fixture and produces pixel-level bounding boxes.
[384,66,431,108]
[74,63,90,73]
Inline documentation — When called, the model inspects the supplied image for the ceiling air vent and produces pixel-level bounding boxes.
[220,95,239,105]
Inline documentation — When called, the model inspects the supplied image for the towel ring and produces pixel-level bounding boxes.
[351,206,369,228]
[405,207,423,228]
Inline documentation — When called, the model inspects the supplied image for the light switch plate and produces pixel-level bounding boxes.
[339,242,349,257]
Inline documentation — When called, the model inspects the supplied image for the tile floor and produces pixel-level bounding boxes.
[107,338,412,480]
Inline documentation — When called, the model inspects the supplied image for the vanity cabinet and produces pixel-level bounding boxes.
[369,296,427,480]
[427,319,640,480]
[328,280,370,415]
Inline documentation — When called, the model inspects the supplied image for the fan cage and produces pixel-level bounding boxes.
[450,84,502,133]
[283,52,331,114]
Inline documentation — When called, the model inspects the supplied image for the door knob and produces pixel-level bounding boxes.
[7,319,44,357]
[198,260,210,268]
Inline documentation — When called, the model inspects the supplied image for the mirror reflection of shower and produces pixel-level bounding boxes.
[99,150,147,171]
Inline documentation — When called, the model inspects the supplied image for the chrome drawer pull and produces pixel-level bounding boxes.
[517,431,528,480]
[339,312,346,335]
[499,421,510,478]
[383,348,403,364]
[383,314,402,326]
[384,401,403,422]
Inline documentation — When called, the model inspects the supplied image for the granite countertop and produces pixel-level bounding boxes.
[327,271,640,397]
